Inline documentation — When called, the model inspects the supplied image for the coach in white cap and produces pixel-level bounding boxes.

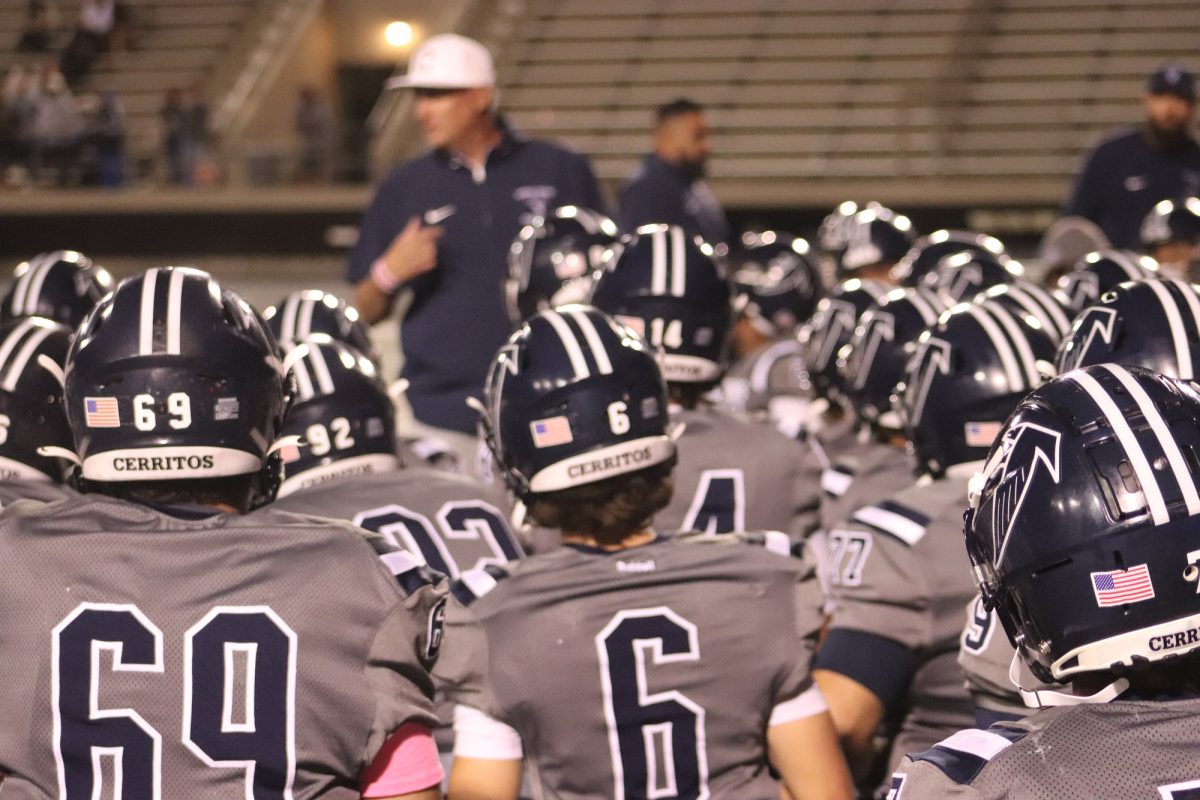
[346,33,604,455]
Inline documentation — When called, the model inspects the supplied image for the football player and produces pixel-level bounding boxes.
[924,250,1025,304]
[439,305,853,799]
[838,205,917,282]
[961,277,1200,725]
[813,300,1056,790]
[1140,196,1200,278]
[1052,249,1159,313]
[895,366,1200,797]
[591,223,823,541]
[0,316,77,504]
[263,288,382,368]
[889,230,1007,289]
[0,249,113,327]
[0,268,446,799]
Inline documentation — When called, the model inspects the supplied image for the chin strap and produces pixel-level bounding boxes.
[37,445,81,466]
[1009,652,1129,708]
[37,354,66,388]
[266,435,304,456]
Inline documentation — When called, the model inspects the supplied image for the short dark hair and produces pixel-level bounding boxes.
[84,475,257,513]
[526,462,674,546]
[656,98,704,125]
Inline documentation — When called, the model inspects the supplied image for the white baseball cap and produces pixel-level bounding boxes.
[386,34,496,90]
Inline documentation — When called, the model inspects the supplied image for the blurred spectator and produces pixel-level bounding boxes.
[16,1,59,54]
[60,0,116,87]
[161,86,211,185]
[84,88,125,187]
[27,66,84,184]
[294,85,335,182]
[619,97,729,244]
[1064,62,1200,248]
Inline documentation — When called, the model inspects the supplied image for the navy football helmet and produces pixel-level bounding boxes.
[1053,249,1158,313]
[0,317,72,481]
[898,300,1056,476]
[817,200,862,274]
[798,278,889,399]
[591,224,733,385]
[1056,279,1200,379]
[263,289,379,367]
[839,205,917,276]
[890,230,1008,288]
[975,280,1073,344]
[926,250,1025,303]
[1140,196,1200,249]
[506,205,621,326]
[732,230,822,336]
[276,336,398,498]
[966,366,1200,683]
[840,287,949,430]
[480,305,674,499]
[63,268,289,503]
[0,250,113,328]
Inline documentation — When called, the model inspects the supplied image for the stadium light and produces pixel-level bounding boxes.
[385,21,414,48]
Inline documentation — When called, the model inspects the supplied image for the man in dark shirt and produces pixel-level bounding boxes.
[619,98,730,245]
[346,34,603,447]
[1063,63,1200,248]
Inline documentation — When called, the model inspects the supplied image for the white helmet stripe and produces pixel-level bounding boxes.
[965,304,1024,392]
[907,290,941,325]
[1145,280,1190,377]
[1008,286,1070,340]
[9,262,31,318]
[2,323,52,391]
[307,342,336,395]
[985,302,1041,389]
[291,355,315,401]
[23,256,55,316]
[299,296,317,339]
[0,318,38,385]
[650,227,668,296]
[1102,363,1200,517]
[1166,280,1200,380]
[165,268,185,355]
[280,293,301,342]
[539,309,590,379]
[1069,369,1169,525]
[139,268,159,355]
[566,308,613,375]
[670,226,687,297]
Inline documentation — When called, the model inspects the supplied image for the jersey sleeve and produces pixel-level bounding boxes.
[361,577,446,767]
[432,594,505,722]
[770,547,827,714]
[890,760,986,799]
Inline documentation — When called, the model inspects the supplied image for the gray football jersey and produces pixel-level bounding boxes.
[438,532,825,799]
[822,474,977,770]
[819,439,915,536]
[958,594,1031,723]
[0,494,443,799]
[0,479,76,506]
[893,698,1200,798]
[660,405,822,541]
[272,466,524,578]
[719,338,808,415]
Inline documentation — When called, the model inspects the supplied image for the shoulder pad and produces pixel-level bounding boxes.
[910,726,1026,785]
[375,547,444,597]
[850,500,930,545]
[821,463,856,497]
[451,563,512,606]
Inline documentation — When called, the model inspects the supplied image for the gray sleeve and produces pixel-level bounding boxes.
[893,758,987,799]
[827,528,932,651]
[432,598,503,720]
[361,579,446,764]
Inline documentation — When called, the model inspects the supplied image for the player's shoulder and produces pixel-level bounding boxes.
[1087,125,1144,156]
[895,724,1030,796]
[847,490,934,547]
[447,562,519,609]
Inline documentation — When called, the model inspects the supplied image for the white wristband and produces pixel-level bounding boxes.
[370,256,402,294]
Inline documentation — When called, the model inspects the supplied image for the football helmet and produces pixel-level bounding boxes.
[1053,249,1158,313]
[506,205,621,325]
[1056,279,1200,379]
[732,230,822,336]
[0,250,113,328]
[926,250,1024,302]
[975,280,1073,344]
[817,200,862,272]
[898,299,1056,476]
[966,365,1200,683]
[1139,196,1200,249]
[64,268,289,503]
[0,317,72,481]
[479,305,674,499]
[839,205,917,276]
[276,336,398,498]
[263,289,380,366]
[840,287,949,430]
[798,278,889,399]
[590,224,733,384]
[890,229,1008,288]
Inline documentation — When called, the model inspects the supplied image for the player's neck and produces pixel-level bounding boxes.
[451,119,503,170]
[560,527,657,552]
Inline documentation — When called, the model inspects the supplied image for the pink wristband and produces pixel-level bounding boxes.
[360,721,443,797]
[370,257,403,295]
